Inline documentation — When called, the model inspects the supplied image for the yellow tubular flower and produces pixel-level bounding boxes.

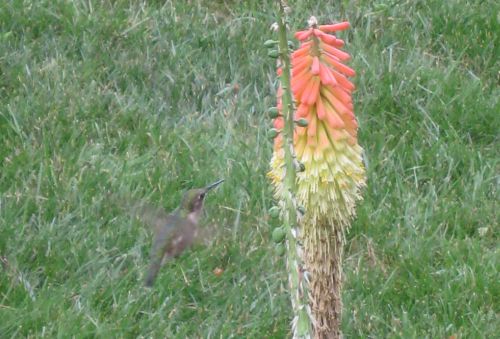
[268,21,366,338]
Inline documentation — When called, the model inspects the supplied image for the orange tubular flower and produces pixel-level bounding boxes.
[269,20,366,338]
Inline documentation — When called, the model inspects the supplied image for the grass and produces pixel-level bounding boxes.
[0,0,498,337]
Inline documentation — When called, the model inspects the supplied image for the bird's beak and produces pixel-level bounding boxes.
[205,179,224,192]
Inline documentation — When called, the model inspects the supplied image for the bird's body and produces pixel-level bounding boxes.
[144,180,223,287]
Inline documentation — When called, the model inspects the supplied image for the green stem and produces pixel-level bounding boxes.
[276,2,312,338]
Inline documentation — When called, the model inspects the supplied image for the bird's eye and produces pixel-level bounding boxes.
[199,193,205,200]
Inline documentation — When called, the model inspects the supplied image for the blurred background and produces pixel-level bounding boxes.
[0,0,498,337]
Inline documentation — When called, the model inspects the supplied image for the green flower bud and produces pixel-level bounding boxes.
[269,206,280,218]
[268,128,280,139]
[264,39,278,48]
[272,227,286,243]
[276,243,286,256]
[268,107,279,118]
[267,49,280,58]
[295,118,309,127]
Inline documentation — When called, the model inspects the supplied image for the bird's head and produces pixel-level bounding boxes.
[179,179,224,214]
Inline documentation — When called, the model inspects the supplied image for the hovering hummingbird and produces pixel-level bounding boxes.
[144,179,224,287]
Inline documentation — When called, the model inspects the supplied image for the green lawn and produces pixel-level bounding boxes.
[1,0,498,337]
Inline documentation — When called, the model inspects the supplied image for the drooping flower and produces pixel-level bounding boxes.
[269,20,366,338]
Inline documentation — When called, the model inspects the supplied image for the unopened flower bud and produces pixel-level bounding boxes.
[272,227,286,243]
[295,118,309,127]
[264,39,278,48]
[268,128,280,139]
[268,107,280,118]
[276,243,286,256]
[269,206,280,218]
[267,49,280,58]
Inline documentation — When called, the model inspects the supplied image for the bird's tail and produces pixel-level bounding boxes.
[144,258,162,287]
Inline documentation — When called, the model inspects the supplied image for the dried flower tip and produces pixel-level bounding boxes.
[478,227,488,237]
[308,16,318,27]
[283,3,292,15]
[294,160,306,172]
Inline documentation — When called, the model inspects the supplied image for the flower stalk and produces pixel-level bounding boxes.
[269,1,313,338]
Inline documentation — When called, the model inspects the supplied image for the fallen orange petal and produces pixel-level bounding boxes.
[213,267,224,276]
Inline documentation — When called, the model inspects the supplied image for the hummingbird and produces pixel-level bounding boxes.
[144,179,224,287]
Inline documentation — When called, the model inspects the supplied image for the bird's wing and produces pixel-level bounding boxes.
[130,200,172,236]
